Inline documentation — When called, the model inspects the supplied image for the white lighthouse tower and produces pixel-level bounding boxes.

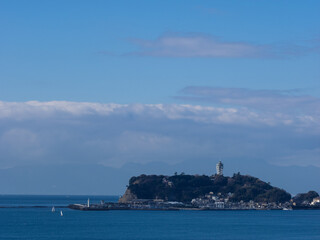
[216,161,223,175]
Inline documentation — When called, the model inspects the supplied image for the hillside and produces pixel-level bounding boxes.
[119,173,291,203]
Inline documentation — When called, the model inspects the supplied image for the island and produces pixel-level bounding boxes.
[69,161,320,211]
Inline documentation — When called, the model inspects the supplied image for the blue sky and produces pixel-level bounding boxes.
[1,0,319,103]
[0,1,319,194]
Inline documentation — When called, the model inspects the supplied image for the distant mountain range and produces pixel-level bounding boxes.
[0,159,319,195]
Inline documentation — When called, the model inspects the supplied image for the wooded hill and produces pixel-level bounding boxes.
[125,173,292,203]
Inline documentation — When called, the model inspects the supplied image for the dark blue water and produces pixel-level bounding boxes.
[0,195,118,207]
[1,195,320,240]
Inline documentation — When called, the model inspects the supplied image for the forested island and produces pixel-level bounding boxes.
[69,164,320,211]
[119,173,291,204]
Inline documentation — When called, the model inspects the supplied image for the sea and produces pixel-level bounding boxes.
[1,195,320,240]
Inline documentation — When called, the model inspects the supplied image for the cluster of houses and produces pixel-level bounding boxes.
[69,192,320,211]
[112,194,320,210]
[311,197,320,206]
[190,192,292,210]
[292,196,320,208]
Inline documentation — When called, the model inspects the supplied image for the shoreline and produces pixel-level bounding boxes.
[0,205,319,211]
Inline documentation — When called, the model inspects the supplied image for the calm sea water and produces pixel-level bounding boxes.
[1,195,320,240]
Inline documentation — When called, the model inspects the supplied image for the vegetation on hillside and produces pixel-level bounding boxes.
[127,173,291,203]
[293,191,319,204]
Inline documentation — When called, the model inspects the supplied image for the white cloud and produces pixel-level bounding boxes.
[0,101,126,119]
[1,100,318,128]
[0,99,318,169]
[177,86,320,128]
[129,33,264,58]
[127,33,311,59]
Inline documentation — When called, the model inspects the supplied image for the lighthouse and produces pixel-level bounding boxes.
[216,161,223,175]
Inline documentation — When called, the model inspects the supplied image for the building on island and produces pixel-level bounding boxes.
[216,161,223,175]
[311,197,320,206]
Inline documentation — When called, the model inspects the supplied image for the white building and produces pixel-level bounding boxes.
[215,201,225,208]
[311,197,320,205]
[216,161,223,175]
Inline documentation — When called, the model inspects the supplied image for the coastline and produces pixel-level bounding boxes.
[67,202,320,211]
[0,203,319,211]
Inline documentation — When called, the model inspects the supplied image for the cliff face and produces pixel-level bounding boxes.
[120,173,292,203]
[118,189,137,203]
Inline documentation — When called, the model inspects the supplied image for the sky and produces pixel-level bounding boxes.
[0,0,319,195]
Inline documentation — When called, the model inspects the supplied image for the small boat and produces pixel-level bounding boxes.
[52,206,55,212]
[60,211,63,216]
[283,207,292,211]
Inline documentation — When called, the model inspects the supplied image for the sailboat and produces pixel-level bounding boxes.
[60,210,63,216]
[52,206,55,212]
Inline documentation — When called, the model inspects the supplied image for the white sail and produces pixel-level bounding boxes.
[60,211,63,216]
[52,206,55,212]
